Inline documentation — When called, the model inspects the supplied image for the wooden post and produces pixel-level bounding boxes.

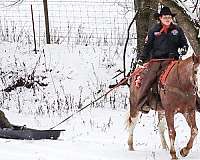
[31,5,37,54]
[43,0,50,44]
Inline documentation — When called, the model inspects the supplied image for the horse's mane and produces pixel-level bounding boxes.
[182,56,192,63]
[178,56,194,68]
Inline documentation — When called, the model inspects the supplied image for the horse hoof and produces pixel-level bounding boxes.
[140,105,150,113]
[170,153,178,160]
[180,147,189,157]
[128,146,134,151]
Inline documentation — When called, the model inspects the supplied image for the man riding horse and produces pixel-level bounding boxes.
[136,6,188,113]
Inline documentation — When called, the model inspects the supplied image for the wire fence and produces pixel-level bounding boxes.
[0,0,137,47]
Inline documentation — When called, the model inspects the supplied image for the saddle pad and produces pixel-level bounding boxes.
[131,62,150,88]
[160,61,177,86]
[132,63,149,77]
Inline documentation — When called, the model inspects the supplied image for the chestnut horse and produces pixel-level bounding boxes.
[127,54,200,160]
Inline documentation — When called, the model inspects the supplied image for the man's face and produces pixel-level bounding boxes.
[159,15,173,26]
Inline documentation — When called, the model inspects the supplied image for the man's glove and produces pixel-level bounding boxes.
[180,46,188,56]
[136,59,144,68]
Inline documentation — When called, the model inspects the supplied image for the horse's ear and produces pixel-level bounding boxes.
[192,53,198,64]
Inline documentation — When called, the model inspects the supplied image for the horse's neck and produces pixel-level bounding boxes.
[176,59,193,83]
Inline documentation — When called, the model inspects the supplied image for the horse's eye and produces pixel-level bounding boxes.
[194,70,197,74]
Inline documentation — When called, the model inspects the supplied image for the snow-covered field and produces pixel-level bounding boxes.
[0,0,199,159]
[1,108,200,160]
[0,41,199,160]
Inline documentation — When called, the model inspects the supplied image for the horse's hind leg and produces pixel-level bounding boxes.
[158,111,168,150]
[180,111,198,157]
[127,101,139,151]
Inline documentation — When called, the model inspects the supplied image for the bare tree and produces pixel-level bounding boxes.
[134,0,159,56]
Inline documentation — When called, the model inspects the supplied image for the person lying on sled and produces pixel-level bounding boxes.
[0,110,27,130]
[0,110,12,129]
[136,6,188,112]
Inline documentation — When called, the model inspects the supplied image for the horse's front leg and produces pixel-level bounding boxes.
[180,111,198,157]
[165,111,177,160]
[158,111,168,150]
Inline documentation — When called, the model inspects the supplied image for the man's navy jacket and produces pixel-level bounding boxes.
[139,23,188,62]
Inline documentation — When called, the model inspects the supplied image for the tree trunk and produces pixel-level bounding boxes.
[134,0,158,56]
[161,0,200,54]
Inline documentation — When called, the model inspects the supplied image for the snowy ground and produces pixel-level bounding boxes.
[0,0,199,158]
[0,39,199,159]
[1,108,200,160]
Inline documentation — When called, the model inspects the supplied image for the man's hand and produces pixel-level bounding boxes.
[180,46,188,56]
[136,59,143,68]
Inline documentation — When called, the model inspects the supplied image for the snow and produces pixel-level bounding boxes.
[0,0,199,160]
[1,108,200,160]
[0,40,136,159]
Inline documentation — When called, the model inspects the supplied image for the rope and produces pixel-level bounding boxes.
[49,76,130,130]
[49,58,174,129]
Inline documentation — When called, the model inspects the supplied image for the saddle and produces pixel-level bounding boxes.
[132,60,178,113]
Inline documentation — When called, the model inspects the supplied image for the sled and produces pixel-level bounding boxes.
[0,125,65,140]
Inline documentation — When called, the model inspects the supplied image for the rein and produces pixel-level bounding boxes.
[149,58,174,62]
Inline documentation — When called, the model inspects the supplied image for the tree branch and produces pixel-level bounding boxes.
[3,0,24,7]
[192,0,199,13]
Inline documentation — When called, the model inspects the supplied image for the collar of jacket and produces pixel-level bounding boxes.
[157,23,176,33]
